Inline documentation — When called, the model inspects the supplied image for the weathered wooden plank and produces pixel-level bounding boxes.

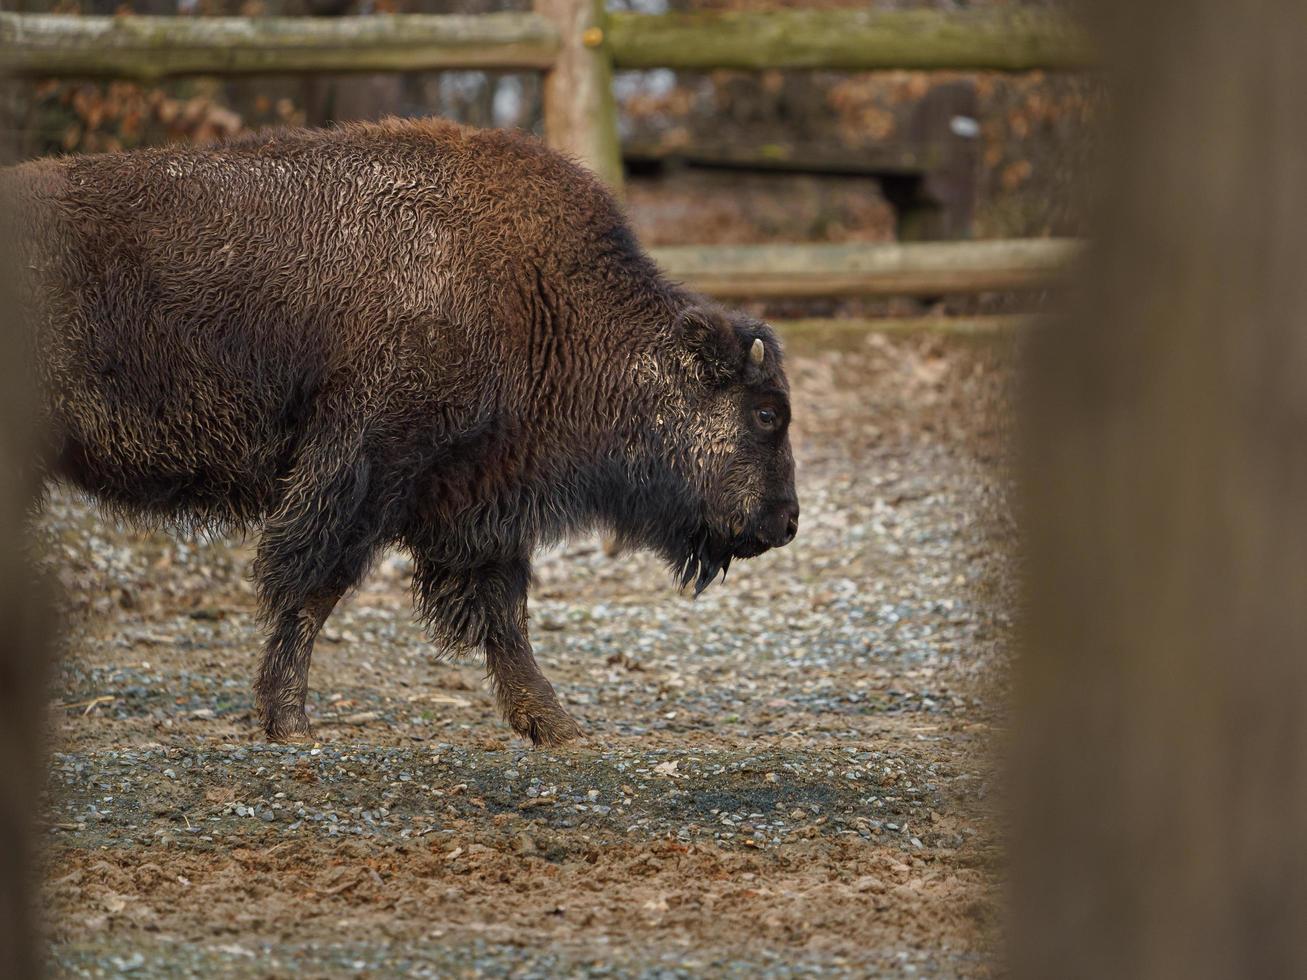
[0,8,1092,79]
[0,12,560,79]
[773,314,1033,336]
[650,239,1079,299]
[608,9,1093,72]
[535,0,623,191]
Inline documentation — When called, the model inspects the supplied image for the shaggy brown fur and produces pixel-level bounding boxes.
[7,118,799,746]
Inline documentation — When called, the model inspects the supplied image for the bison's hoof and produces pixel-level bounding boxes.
[269,729,315,745]
[264,711,313,744]
[510,707,583,748]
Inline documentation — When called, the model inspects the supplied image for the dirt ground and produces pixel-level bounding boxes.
[38,328,1015,978]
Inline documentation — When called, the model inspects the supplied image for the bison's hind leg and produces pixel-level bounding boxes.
[252,426,383,743]
[255,589,342,742]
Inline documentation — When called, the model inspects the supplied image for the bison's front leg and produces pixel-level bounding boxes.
[412,555,581,747]
[487,633,583,748]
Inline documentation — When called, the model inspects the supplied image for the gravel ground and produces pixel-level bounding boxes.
[39,328,1015,978]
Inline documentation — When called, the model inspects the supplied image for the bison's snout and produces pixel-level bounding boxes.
[776,500,800,546]
[755,499,799,551]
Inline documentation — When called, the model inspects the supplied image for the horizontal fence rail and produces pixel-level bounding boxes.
[649,239,1079,299]
[0,12,560,79]
[772,314,1036,336]
[607,9,1093,73]
[0,8,1090,79]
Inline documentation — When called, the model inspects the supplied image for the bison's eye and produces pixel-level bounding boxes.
[754,407,779,431]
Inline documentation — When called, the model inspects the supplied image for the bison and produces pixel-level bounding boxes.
[8,118,799,746]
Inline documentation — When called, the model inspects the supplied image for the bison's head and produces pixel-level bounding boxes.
[660,303,799,594]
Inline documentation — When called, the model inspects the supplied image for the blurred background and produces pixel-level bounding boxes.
[0,0,1093,325]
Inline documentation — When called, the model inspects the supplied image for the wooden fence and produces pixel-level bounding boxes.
[0,4,1089,308]
[651,239,1078,300]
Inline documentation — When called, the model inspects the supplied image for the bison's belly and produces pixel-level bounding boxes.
[48,351,309,526]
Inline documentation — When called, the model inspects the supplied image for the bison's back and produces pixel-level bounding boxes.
[23,125,481,523]
[19,119,669,527]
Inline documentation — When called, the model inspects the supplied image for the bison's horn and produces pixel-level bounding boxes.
[750,338,765,366]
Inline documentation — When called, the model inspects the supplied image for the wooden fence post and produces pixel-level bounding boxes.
[1014,1,1307,976]
[534,0,623,192]
[0,136,51,980]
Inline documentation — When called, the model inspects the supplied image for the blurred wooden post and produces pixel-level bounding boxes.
[1015,1,1307,977]
[534,0,623,193]
[0,425,47,980]
[0,133,51,980]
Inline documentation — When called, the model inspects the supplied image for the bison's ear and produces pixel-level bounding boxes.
[676,303,738,382]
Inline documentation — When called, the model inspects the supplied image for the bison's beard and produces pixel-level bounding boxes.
[674,525,760,597]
